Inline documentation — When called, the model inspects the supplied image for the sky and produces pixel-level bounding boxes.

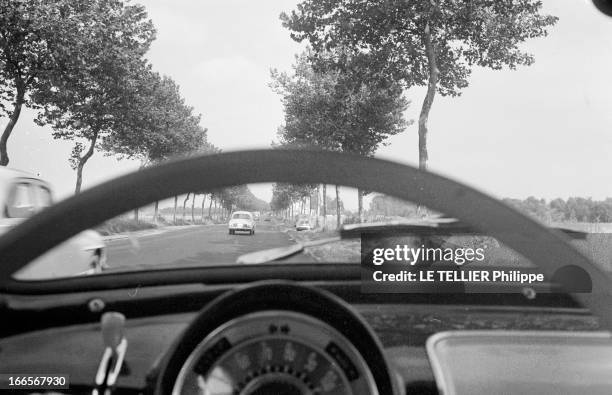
[3,0,612,211]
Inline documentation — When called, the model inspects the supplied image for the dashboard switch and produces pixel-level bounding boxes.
[93,312,128,395]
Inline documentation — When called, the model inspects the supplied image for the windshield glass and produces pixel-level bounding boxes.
[2,1,611,286]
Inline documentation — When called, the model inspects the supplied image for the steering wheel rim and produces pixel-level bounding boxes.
[0,149,610,327]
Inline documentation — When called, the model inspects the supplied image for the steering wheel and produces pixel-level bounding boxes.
[155,281,399,395]
[0,149,610,394]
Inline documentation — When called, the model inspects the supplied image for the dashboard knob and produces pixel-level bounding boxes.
[101,312,125,351]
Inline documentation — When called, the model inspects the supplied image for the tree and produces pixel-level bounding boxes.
[207,193,214,219]
[321,184,327,228]
[272,51,409,222]
[191,193,196,223]
[182,193,191,224]
[271,183,292,215]
[281,1,558,171]
[335,185,341,228]
[271,183,313,222]
[369,194,418,218]
[217,185,270,214]
[0,0,155,166]
[102,70,211,219]
[333,67,409,222]
[200,194,207,223]
[500,196,612,223]
[173,196,178,224]
[103,72,210,164]
[31,1,155,192]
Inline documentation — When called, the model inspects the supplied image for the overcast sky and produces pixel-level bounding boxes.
[3,0,612,210]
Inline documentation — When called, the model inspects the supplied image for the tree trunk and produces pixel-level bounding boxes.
[133,161,147,222]
[358,188,364,223]
[335,185,341,228]
[208,195,213,219]
[213,199,218,220]
[416,22,439,216]
[154,201,159,225]
[191,194,196,223]
[173,196,178,224]
[182,193,190,224]
[418,22,439,172]
[201,195,206,223]
[0,84,25,166]
[315,185,321,228]
[74,132,99,194]
[322,184,327,229]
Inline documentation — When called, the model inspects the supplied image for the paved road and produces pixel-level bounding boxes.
[105,221,311,270]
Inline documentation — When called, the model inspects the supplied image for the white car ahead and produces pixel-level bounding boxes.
[228,211,255,235]
[295,218,312,231]
[0,168,107,280]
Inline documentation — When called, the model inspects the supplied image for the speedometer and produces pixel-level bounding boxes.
[173,311,378,395]
[197,338,351,394]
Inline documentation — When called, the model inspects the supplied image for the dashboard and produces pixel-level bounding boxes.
[0,281,603,395]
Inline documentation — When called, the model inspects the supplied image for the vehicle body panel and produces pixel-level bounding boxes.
[0,168,106,279]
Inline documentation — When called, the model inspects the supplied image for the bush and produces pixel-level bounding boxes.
[96,218,157,235]
[342,216,361,225]
[155,215,171,225]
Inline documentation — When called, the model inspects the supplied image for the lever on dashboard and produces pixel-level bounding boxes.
[92,312,128,395]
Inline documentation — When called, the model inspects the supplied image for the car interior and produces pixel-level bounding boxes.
[1,149,612,395]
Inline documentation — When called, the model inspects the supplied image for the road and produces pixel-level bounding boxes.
[104,221,312,270]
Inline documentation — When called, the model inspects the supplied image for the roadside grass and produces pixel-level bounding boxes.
[288,228,360,263]
[151,215,218,226]
[307,240,360,262]
[96,218,157,236]
[285,223,612,270]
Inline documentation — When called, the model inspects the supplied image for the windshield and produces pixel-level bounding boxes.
[2,1,611,287]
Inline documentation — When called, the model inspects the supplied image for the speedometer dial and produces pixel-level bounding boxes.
[173,311,378,395]
[198,337,351,394]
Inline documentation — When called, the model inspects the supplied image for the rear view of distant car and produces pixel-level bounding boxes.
[228,211,256,235]
[296,218,311,231]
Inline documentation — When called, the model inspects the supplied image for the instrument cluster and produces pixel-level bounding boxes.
[173,311,377,395]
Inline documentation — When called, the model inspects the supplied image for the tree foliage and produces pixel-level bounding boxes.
[218,185,269,213]
[272,51,409,222]
[0,0,155,166]
[101,71,209,165]
[271,51,409,156]
[368,194,612,223]
[369,194,419,218]
[281,0,558,169]
[504,197,612,223]
[270,183,314,213]
[29,0,156,192]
